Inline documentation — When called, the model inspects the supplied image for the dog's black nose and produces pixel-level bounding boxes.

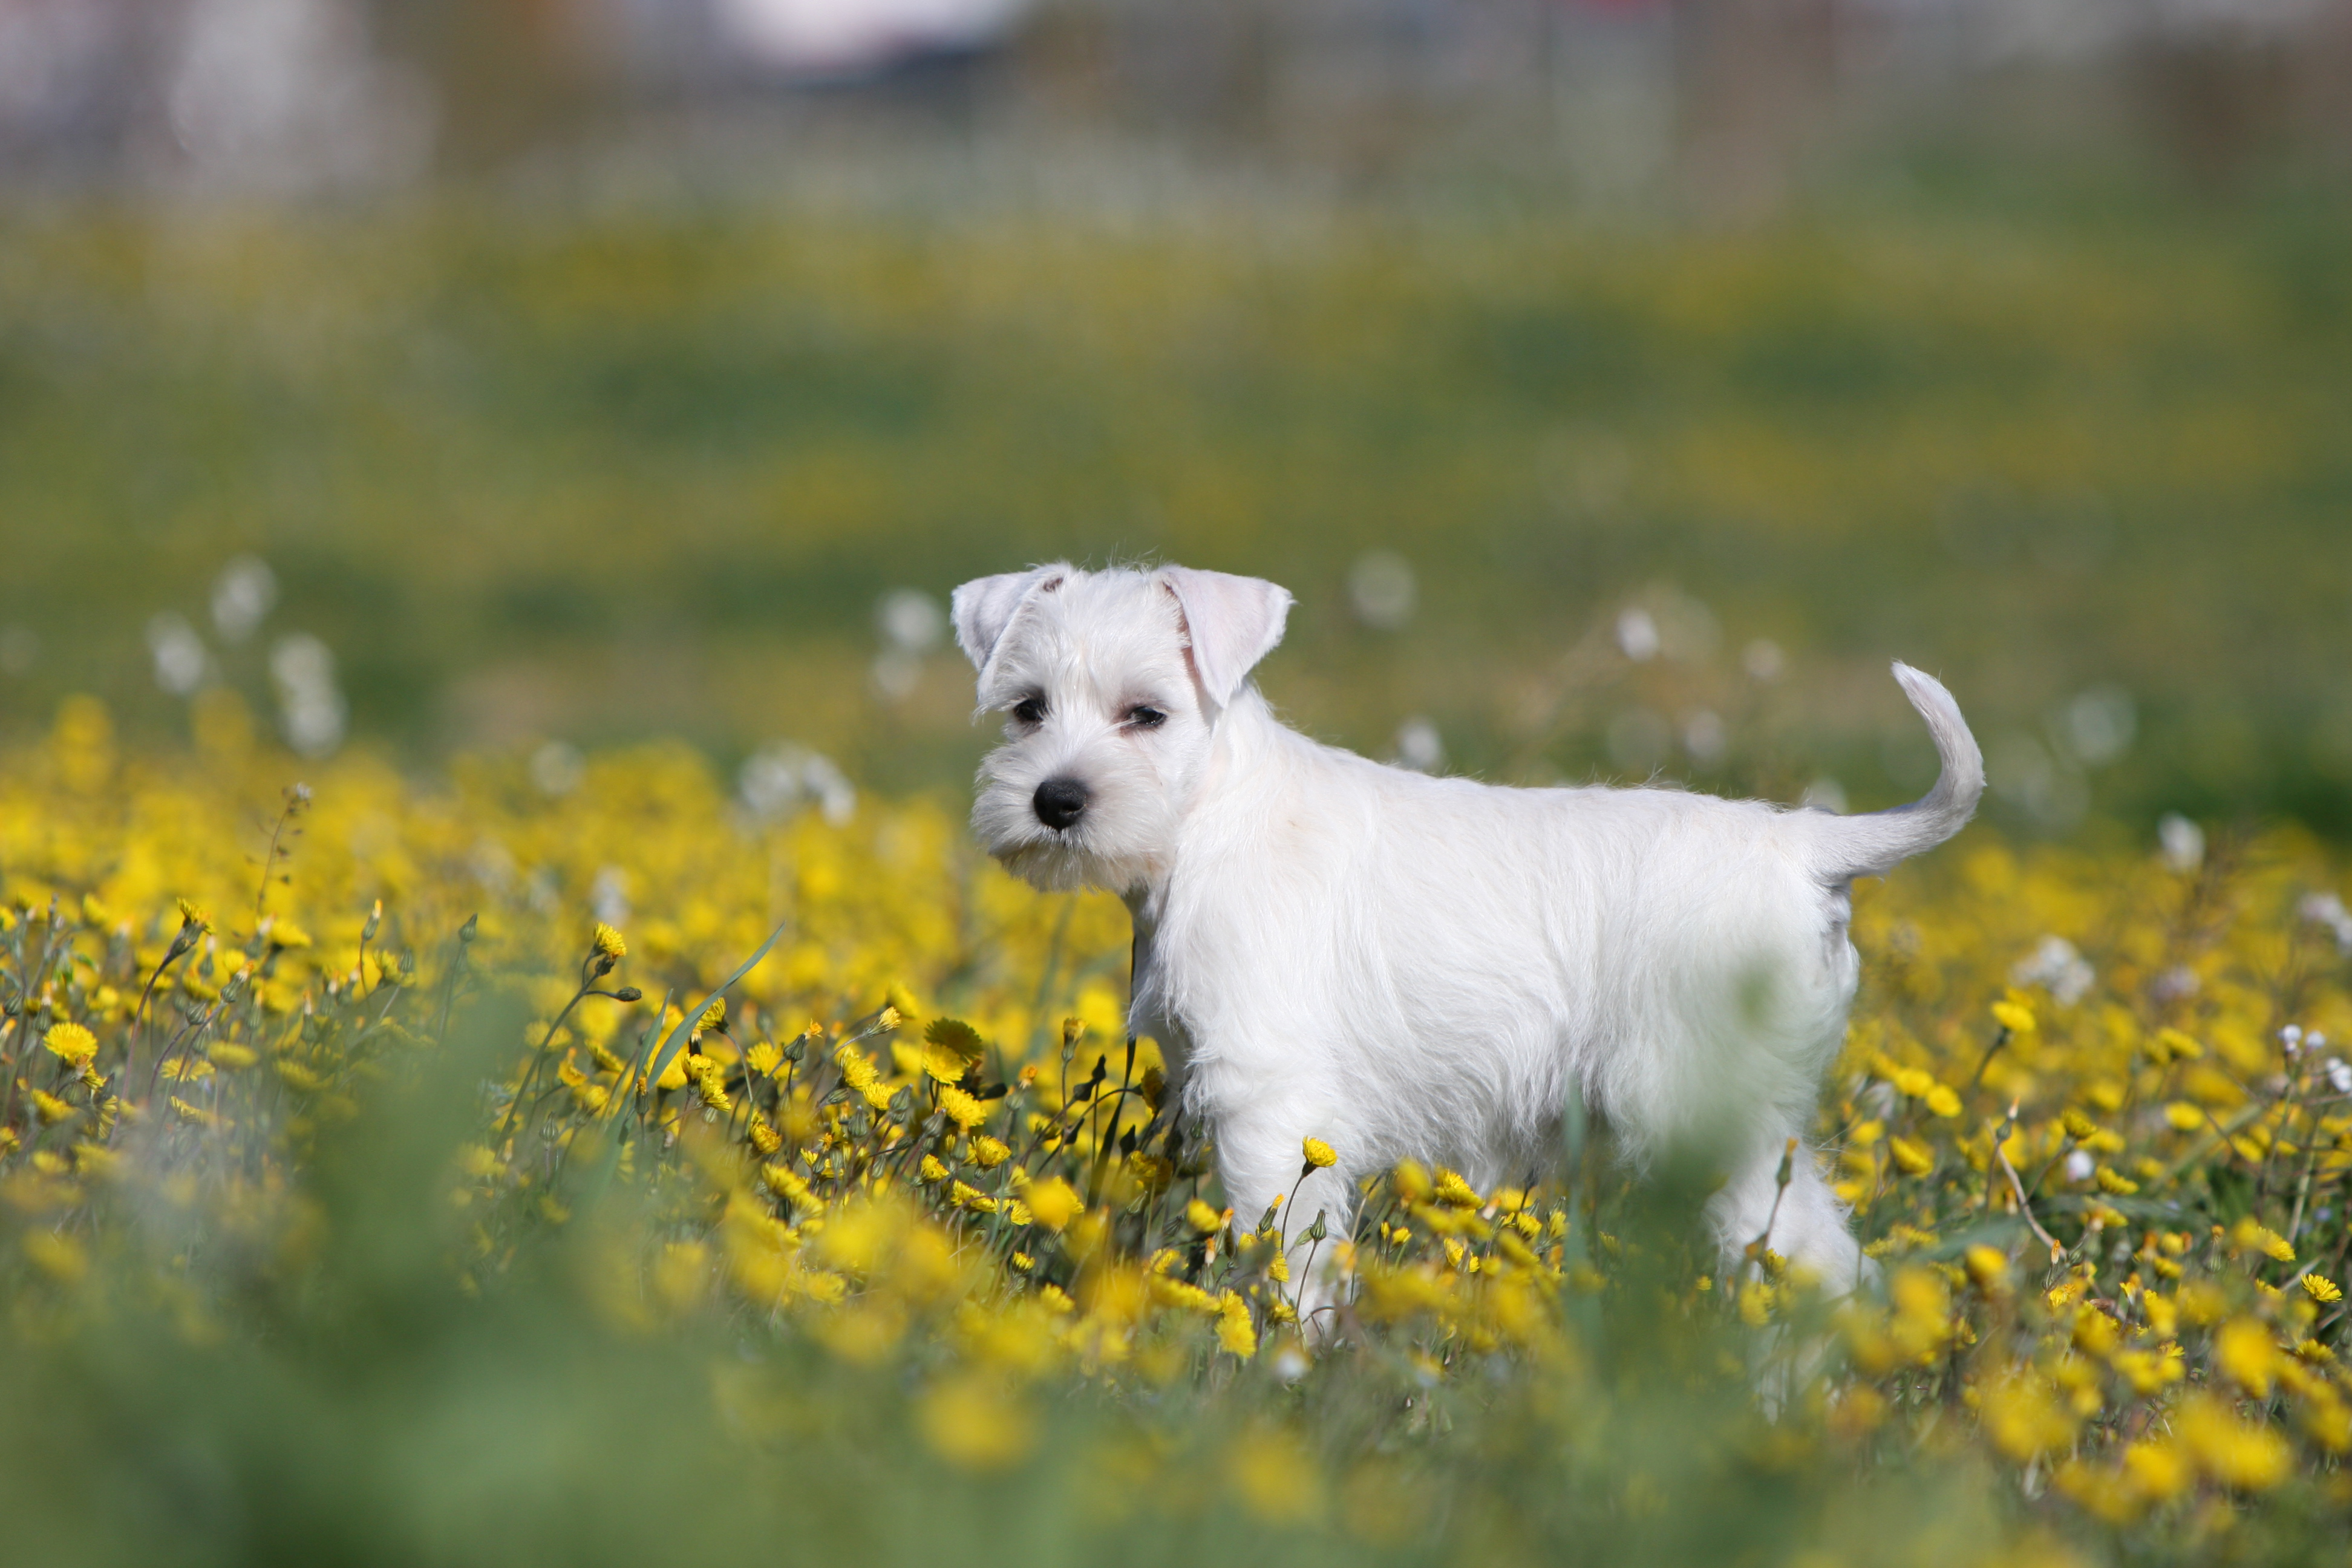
[1033,777,1089,831]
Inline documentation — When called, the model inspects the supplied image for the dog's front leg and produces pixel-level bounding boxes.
[1206,1085,1358,1343]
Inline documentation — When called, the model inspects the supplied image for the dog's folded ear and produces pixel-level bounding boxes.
[951,565,1069,676]
[1158,566,1294,708]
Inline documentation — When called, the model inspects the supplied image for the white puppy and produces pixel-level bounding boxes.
[952,563,1982,1325]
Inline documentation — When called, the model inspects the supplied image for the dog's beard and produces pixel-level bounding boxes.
[971,743,1174,895]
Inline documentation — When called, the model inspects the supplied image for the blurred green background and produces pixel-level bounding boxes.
[2,0,2349,837]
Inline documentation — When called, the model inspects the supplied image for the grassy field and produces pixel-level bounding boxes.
[1,189,2348,832]
[2,711,2351,1565]
[2,180,2351,1564]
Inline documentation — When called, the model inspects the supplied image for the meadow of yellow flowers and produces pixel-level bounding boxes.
[5,688,2351,1566]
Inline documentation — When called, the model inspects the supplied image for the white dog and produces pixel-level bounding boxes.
[952,563,1982,1324]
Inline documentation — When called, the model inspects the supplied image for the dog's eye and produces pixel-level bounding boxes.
[1012,697,1047,725]
[1128,705,1167,730]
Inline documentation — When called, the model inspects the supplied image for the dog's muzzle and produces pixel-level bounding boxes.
[1032,776,1089,831]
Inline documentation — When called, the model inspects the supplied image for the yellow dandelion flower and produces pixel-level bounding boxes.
[1022,1176,1082,1232]
[695,997,727,1036]
[1216,1293,1258,1357]
[2161,1102,2204,1131]
[2230,1217,2296,1264]
[43,1022,97,1068]
[2120,1439,2191,1503]
[22,1230,88,1284]
[1301,1136,1338,1170]
[1964,1244,2012,1295]
[918,1155,950,1183]
[2176,1393,2292,1491]
[2215,1318,2279,1397]
[1431,1168,1481,1209]
[2094,1166,2139,1195]
[209,1042,256,1070]
[1924,1084,1962,1119]
[31,1090,75,1125]
[747,1116,782,1156]
[175,897,212,932]
[1887,1135,1934,1176]
[970,1135,1010,1169]
[268,920,311,950]
[1981,1374,2075,1463]
[1991,1000,2036,1034]
[1391,1160,1432,1203]
[2302,1273,2343,1304]
[591,923,627,962]
[744,1041,782,1077]
[1187,1198,1227,1235]
[921,1018,987,1083]
[2060,1108,2099,1140]
[949,1181,998,1214]
[936,1083,988,1130]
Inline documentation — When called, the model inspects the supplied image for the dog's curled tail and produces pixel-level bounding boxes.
[1803,662,1984,883]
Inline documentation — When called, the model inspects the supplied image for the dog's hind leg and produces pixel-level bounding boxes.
[1703,1120,1865,1298]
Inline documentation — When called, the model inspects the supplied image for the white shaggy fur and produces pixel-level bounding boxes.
[953,563,1983,1328]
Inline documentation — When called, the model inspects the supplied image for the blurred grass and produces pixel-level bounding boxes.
[1,187,2348,829]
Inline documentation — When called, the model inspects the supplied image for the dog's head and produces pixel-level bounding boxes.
[950,563,1292,892]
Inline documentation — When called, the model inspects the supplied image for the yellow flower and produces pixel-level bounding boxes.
[1187,1198,1227,1235]
[591,922,627,962]
[1981,1374,2075,1463]
[917,1373,1036,1472]
[1963,1244,2012,1295]
[1991,1000,2036,1034]
[1431,1168,1481,1209]
[918,1155,950,1183]
[2094,1166,2138,1195]
[1887,1135,1934,1176]
[22,1230,88,1284]
[2230,1217,2296,1264]
[31,1090,75,1125]
[2215,1318,2279,1397]
[936,1083,988,1130]
[2302,1273,2343,1304]
[1391,1160,1432,1203]
[836,1047,879,1093]
[2176,1393,2292,1491]
[949,1181,998,1214]
[1021,1176,1082,1232]
[43,1022,96,1068]
[1301,1136,1338,1170]
[921,1018,987,1083]
[175,897,212,932]
[2060,1108,2098,1140]
[970,1135,1010,1169]
[1924,1084,1961,1119]
[1215,1293,1258,1357]
[2120,1439,2191,1503]
[2161,1101,2204,1131]
[695,997,727,1036]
